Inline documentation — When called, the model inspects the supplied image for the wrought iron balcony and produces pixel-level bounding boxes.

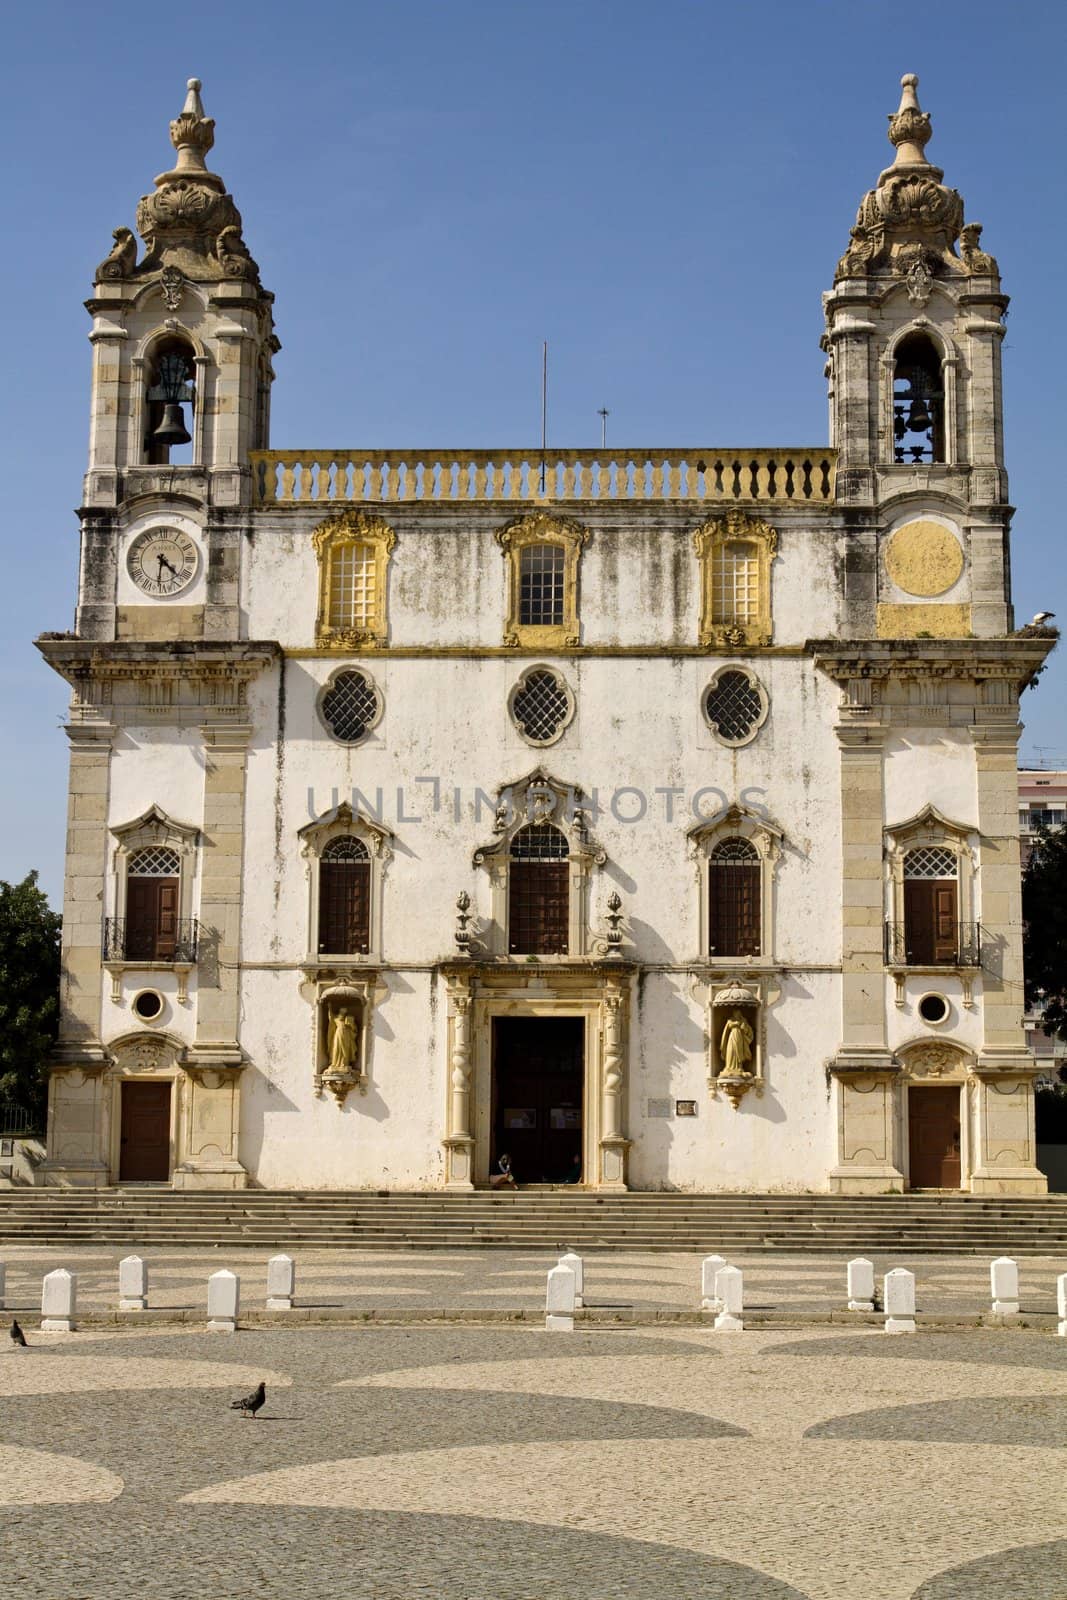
[102,918,199,964]
[884,921,981,968]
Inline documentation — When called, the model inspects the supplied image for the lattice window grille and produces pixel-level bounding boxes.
[904,846,958,880]
[329,543,376,631]
[519,543,565,626]
[322,836,370,863]
[705,671,764,743]
[509,823,570,861]
[512,670,570,743]
[712,838,759,865]
[711,540,759,624]
[321,672,380,744]
[128,846,181,877]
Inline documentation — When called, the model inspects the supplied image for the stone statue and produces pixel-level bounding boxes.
[97,227,137,281]
[327,1007,359,1076]
[720,1011,754,1077]
[959,223,998,276]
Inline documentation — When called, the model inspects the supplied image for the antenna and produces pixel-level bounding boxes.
[597,407,609,450]
[540,341,548,495]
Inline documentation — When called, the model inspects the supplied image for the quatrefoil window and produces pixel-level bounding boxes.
[509,666,575,747]
[703,668,768,747]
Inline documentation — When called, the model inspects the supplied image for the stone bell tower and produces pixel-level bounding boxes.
[79,77,278,640]
[823,73,1011,638]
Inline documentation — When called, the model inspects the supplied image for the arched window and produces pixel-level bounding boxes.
[709,839,761,958]
[318,837,371,955]
[519,543,566,627]
[902,845,958,965]
[126,846,181,960]
[508,823,570,955]
[144,339,195,466]
[893,333,944,463]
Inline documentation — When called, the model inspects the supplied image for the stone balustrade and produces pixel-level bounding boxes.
[250,448,837,507]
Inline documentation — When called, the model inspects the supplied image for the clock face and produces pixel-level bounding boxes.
[127,528,199,597]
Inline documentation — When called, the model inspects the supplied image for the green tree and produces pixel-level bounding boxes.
[0,872,61,1112]
[1023,826,1067,1044]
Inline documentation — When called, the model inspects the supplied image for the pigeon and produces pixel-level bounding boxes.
[9,1319,27,1349]
[230,1380,265,1419]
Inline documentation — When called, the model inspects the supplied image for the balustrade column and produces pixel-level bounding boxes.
[443,978,475,1190]
[598,978,630,1191]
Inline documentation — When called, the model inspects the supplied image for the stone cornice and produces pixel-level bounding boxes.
[36,638,280,687]
[808,636,1056,692]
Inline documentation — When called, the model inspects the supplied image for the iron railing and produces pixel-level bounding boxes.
[102,918,199,963]
[884,921,982,968]
[0,1101,44,1138]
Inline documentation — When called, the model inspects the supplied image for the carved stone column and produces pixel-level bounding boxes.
[443,975,475,1191]
[598,976,630,1191]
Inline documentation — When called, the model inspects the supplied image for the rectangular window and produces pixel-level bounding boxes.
[709,863,761,956]
[126,877,179,961]
[509,862,569,954]
[329,543,376,632]
[519,543,566,627]
[319,861,371,954]
[711,540,759,624]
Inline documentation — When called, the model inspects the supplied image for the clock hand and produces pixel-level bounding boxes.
[159,555,178,577]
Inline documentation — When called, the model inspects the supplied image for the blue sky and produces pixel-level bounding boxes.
[1,0,1064,902]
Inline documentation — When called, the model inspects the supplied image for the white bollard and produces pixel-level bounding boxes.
[883,1267,916,1334]
[41,1267,77,1332]
[1056,1273,1067,1338]
[119,1255,148,1312]
[0,1262,5,1312]
[207,1268,240,1333]
[701,1254,727,1312]
[990,1256,1019,1317]
[558,1252,584,1309]
[266,1253,295,1311]
[847,1257,875,1312]
[713,1265,743,1332]
[545,1262,576,1332]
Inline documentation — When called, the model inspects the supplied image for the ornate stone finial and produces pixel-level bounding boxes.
[454,890,473,958]
[166,76,217,180]
[886,73,934,171]
[130,76,263,286]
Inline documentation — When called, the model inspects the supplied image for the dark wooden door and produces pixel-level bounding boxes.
[709,862,761,956]
[508,862,569,954]
[904,879,957,964]
[119,1082,172,1181]
[908,1087,961,1188]
[492,1018,583,1183]
[126,878,179,960]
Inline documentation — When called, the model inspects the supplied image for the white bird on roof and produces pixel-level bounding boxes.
[1030,612,1056,625]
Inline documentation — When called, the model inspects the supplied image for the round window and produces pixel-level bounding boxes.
[510,668,573,745]
[320,670,381,744]
[704,669,767,746]
[133,990,164,1022]
[918,993,949,1026]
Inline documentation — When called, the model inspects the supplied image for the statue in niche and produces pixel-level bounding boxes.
[720,1011,754,1077]
[326,1006,359,1077]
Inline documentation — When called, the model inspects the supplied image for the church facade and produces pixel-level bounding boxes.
[37,74,1055,1193]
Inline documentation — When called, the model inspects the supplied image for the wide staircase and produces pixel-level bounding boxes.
[2,1190,1067,1253]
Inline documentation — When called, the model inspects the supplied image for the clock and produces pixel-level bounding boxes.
[127,528,199,597]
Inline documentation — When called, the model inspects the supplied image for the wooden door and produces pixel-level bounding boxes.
[492,1018,584,1183]
[126,878,179,960]
[119,1082,172,1181]
[904,879,957,964]
[908,1087,961,1188]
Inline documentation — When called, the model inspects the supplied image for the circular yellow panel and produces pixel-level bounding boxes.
[885,519,965,597]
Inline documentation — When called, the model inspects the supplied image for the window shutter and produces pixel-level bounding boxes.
[709,845,761,957]
[508,861,569,954]
[319,858,371,954]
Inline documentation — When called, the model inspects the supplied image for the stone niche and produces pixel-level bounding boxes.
[708,982,763,1109]
[312,979,377,1105]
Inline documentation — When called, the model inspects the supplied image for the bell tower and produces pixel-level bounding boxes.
[79,78,278,638]
[823,74,1010,637]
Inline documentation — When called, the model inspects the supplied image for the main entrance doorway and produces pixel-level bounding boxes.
[119,1081,172,1182]
[908,1085,961,1188]
[492,1017,584,1184]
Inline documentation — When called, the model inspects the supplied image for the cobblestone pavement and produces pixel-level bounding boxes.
[0,1322,1064,1598]
[2,1245,1065,1320]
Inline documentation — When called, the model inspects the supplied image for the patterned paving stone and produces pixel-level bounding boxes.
[808,1395,1067,1447]
[911,1540,1067,1600]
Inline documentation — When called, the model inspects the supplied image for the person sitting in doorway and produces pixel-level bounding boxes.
[564,1152,582,1184]
[490,1152,517,1189]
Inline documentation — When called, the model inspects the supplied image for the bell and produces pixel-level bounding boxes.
[907,398,933,433]
[152,402,192,448]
